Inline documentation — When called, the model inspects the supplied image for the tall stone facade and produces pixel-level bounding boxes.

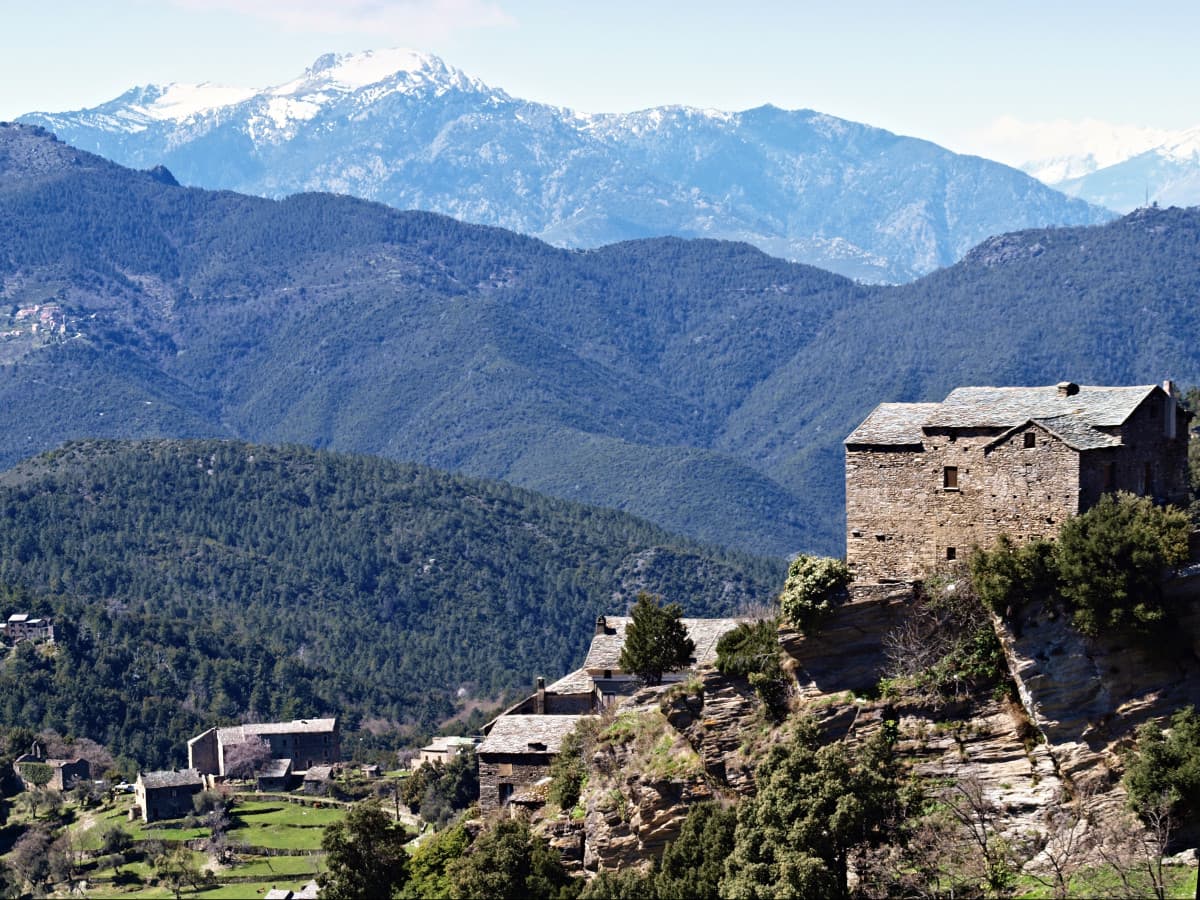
[845,382,1190,583]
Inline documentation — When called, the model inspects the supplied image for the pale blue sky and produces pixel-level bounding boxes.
[3,0,1197,159]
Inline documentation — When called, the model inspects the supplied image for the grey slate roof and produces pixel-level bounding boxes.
[583,616,742,672]
[845,403,942,446]
[217,718,336,744]
[925,384,1157,429]
[477,715,591,756]
[847,385,1159,447]
[986,416,1123,452]
[546,667,595,693]
[138,769,203,790]
[257,758,293,778]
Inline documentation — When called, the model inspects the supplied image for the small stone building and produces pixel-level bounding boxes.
[1,613,55,644]
[476,714,590,813]
[415,735,480,769]
[187,718,339,777]
[13,751,89,791]
[584,615,743,705]
[135,769,204,822]
[845,381,1190,583]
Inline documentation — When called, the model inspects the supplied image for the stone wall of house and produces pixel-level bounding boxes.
[188,729,219,775]
[140,784,202,823]
[478,753,553,813]
[923,424,1081,566]
[845,446,934,583]
[1109,398,1191,506]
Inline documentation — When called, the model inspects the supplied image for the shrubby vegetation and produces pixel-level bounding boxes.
[319,802,410,900]
[715,619,790,721]
[971,493,1190,637]
[1124,706,1200,822]
[400,751,479,828]
[777,555,851,633]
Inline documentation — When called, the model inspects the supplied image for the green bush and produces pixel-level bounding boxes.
[1055,492,1189,636]
[1124,706,1200,821]
[777,555,851,633]
[715,620,789,721]
[969,535,1055,620]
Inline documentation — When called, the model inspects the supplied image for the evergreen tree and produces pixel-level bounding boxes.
[619,593,695,686]
[723,719,902,899]
[319,802,410,900]
[447,819,579,899]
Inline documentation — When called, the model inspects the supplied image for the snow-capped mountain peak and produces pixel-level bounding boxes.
[271,48,493,99]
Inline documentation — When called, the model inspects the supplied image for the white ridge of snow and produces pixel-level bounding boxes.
[1157,125,1200,163]
[132,82,257,122]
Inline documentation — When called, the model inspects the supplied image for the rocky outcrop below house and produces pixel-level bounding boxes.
[575,671,765,872]
[994,573,1200,783]
[783,583,915,697]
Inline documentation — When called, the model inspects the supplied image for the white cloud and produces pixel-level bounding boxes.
[169,0,514,40]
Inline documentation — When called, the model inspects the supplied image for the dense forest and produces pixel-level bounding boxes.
[0,439,781,770]
[2,124,1200,560]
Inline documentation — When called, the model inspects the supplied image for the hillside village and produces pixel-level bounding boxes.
[0,379,1198,897]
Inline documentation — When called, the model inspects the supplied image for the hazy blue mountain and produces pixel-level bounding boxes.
[2,124,1198,561]
[18,48,1110,283]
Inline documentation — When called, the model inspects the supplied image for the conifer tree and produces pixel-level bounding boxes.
[619,593,695,685]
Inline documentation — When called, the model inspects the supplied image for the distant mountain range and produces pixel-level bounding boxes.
[1005,118,1200,212]
[16,48,1110,283]
[2,123,1200,560]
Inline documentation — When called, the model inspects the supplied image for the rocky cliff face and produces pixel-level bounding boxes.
[568,671,763,872]
[995,572,1200,783]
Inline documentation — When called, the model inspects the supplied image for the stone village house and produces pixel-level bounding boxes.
[187,718,339,779]
[844,381,1190,583]
[134,769,204,823]
[476,615,741,812]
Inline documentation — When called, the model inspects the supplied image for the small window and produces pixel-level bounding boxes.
[498,762,513,776]
[943,466,959,489]
[946,547,957,561]
[603,669,612,679]
[1144,463,1153,496]
[1023,432,1036,449]
[499,783,514,806]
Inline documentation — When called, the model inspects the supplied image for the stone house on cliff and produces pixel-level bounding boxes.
[845,381,1190,583]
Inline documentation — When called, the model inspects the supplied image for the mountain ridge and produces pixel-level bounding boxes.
[17,48,1111,283]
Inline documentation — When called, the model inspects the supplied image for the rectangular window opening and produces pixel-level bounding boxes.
[943,466,958,489]
[1023,432,1036,448]
[946,547,957,561]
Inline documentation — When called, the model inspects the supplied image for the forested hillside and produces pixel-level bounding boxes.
[2,124,1199,558]
[0,439,781,769]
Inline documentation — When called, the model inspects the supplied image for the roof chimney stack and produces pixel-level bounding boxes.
[595,615,607,636]
[1056,381,1079,397]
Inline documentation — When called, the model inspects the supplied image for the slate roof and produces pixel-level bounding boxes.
[138,769,203,790]
[845,403,941,446]
[583,616,742,672]
[217,718,337,744]
[986,415,1123,452]
[925,384,1157,429]
[303,765,334,782]
[257,758,293,778]
[546,667,595,693]
[847,385,1159,447]
[477,715,591,756]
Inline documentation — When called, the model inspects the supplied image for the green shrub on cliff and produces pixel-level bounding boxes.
[1124,705,1200,822]
[716,619,789,721]
[1055,492,1190,636]
[777,555,851,634]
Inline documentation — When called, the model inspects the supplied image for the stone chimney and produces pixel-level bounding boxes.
[535,676,546,715]
[1056,381,1079,397]
[594,615,607,636]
